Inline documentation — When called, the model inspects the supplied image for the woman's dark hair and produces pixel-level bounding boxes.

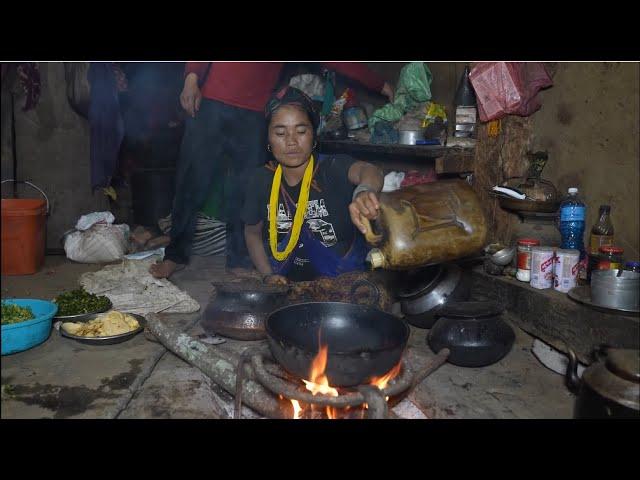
[265,86,320,140]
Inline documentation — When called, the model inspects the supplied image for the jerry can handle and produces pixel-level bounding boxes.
[360,215,383,244]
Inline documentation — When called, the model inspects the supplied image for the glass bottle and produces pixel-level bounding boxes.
[589,205,614,255]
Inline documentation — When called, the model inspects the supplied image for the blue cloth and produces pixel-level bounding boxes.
[269,226,368,279]
[88,63,124,189]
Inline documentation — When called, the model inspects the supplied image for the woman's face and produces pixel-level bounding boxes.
[268,104,314,168]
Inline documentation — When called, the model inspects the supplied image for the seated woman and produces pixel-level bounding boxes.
[242,87,384,285]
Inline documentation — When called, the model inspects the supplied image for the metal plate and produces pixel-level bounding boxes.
[53,299,113,321]
[59,313,146,345]
[567,286,640,315]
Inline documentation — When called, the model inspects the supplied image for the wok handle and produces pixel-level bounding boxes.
[350,278,381,306]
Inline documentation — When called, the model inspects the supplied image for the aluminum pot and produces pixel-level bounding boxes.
[566,347,640,419]
[342,106,368,130]
[591,270,639,311]
[398,129,425,145]
[397,264,471,328]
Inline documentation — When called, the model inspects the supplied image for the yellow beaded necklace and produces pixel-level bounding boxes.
[269,155,314,261]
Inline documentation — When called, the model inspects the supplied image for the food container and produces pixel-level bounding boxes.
[398,129,425,145]
[597,246,624,270]
[554,249,580,293]
[342,106,368,130]
[591,270,640,311]
[516,238,540,282]
[530,246,555,289]
[1,299,58,355]
[59,312,146,345]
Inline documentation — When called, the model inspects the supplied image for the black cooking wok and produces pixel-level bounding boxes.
[265,302,410,387]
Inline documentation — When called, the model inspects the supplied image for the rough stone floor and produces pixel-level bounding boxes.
[1,255,575,419]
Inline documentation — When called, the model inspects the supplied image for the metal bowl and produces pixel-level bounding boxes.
[59,312,146,345]
[491,247,516,266]
[53,298,113,321]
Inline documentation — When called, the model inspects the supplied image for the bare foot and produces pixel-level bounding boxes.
[150,259,180,279]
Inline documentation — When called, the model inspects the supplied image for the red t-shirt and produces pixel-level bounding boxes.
[184,62,386,112]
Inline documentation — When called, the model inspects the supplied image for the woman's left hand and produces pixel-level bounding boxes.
[349,191,380,234]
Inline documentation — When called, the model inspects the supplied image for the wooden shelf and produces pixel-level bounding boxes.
[318,140,475,174]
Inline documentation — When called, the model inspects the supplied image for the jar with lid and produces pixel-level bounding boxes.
[624,261,640,273]
[596,246,624,271]
[516,238,540,282]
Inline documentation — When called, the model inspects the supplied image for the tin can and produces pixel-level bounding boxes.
[530,247,555,289]
[554,249,580,293]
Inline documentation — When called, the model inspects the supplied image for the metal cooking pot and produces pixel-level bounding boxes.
[265,302,410,387]
[591,270,640,311]
[342,106,368,130]
[566,347,640,419]
[398,129,425,145]
[397,264,471,328]
[201,283,290,341]
[426,301,515,367]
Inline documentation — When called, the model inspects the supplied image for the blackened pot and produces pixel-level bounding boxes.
[265,302,410,387]
[567,348,640,419]
[427,313,515,367]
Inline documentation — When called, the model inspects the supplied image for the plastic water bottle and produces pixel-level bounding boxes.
[558,187,586,255]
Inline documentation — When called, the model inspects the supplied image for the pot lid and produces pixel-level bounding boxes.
[435,300,504,319]
[397,265,444,298]
[606,349,640,383]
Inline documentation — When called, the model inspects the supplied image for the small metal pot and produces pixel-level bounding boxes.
[342,106,368,130]
[591,270,640,311]
[566,347,640,419]
[201,284,290,341]
[397,264,471,328]
[398,129,425,145]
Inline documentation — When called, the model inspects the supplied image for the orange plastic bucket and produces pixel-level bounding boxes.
[2,181,49,275]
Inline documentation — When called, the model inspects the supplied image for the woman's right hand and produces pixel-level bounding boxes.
[263,274,288,286]
[180,73,202,118]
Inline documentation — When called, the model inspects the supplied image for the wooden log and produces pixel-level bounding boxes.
[146,313,289,419]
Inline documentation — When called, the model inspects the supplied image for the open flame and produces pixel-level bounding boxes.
[370,362,402,390]
[291,400,303,419]
[289,341,401,419]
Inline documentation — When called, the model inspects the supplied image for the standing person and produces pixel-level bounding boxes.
[243,87,384,285]
[150,62,393,279]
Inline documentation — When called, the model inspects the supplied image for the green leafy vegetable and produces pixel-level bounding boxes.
[1,302,35,325]
[53,288,111,316]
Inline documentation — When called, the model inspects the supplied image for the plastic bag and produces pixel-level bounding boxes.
[64,223,130,263]
[469,62,553,122]
[75,211,115,231]
[368,62,433,132]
